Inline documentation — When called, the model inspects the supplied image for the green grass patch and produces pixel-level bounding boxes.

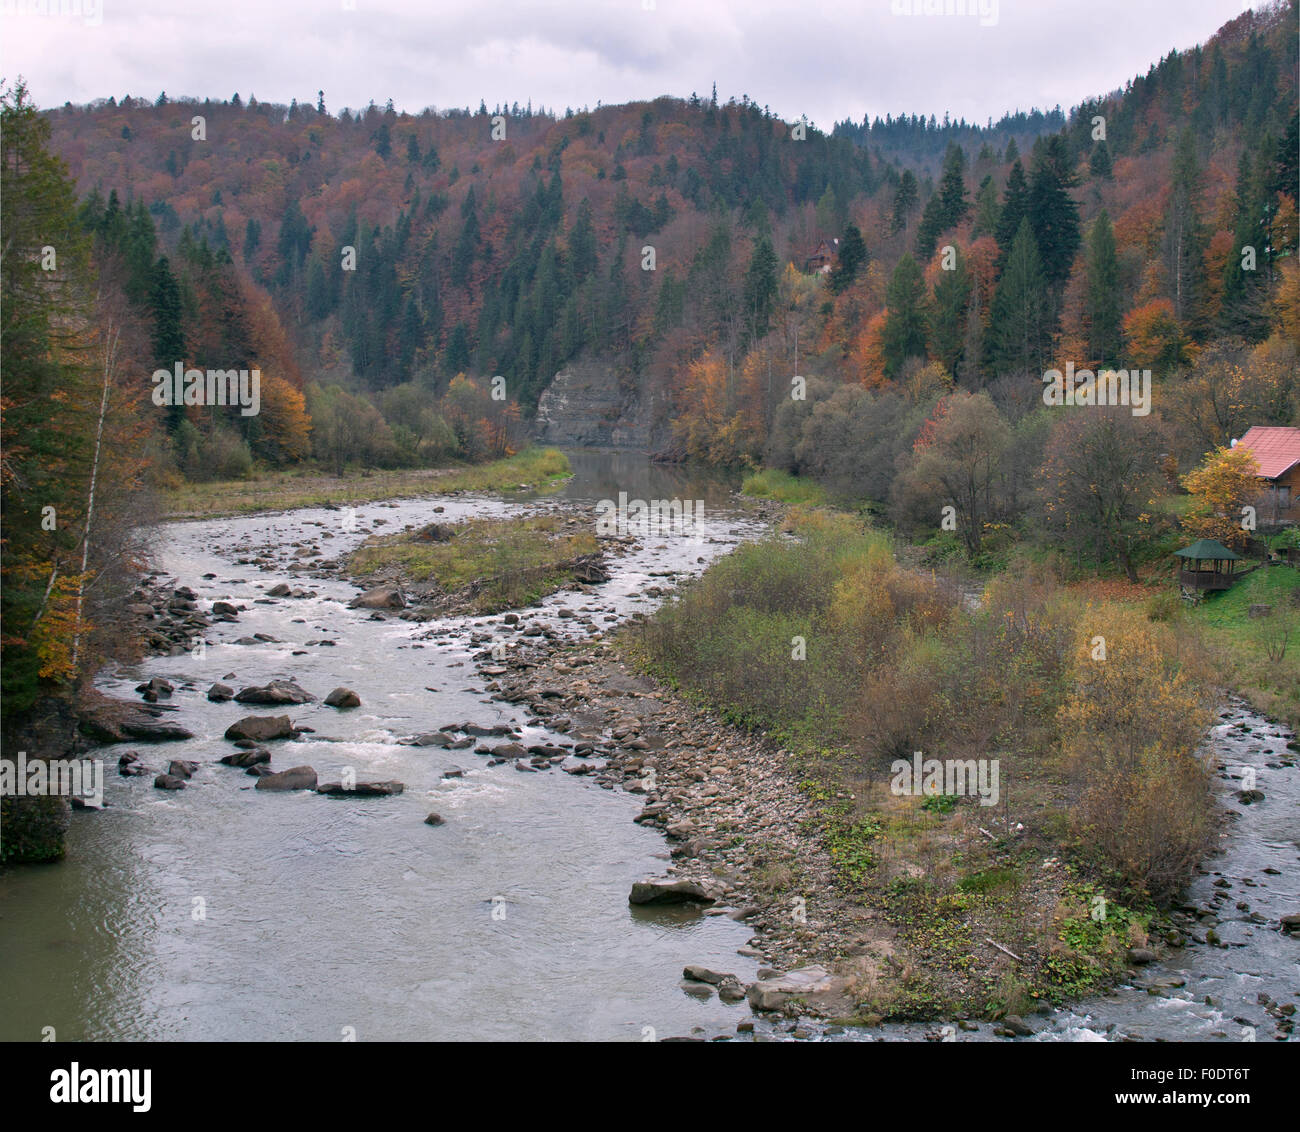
[348,511,597,613]
[1191,565,1300,729]
[740,467,827,506]
[956,866,1021,895]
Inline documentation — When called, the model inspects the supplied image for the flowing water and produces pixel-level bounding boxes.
[1,451,1295,1042]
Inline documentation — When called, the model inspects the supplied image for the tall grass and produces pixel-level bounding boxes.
[740,467,827,506]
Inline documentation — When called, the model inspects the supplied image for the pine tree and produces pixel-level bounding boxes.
[988,218,1048,376]
[891,169,918,233]
[306,256,333,320]
[882,253,929,378]
[971,175,1000,239]
[828,223,867,294]
[451,188,480,286]
[994,159,1029,269]
[1162,127,1206,331]
[1026,136,1081,291]
[915,191,945,261]
[1089,139,1113,180]
[1085,210,1122,365]
[743,234,779,339]
[937,142,970,230]
[929,245,971,377]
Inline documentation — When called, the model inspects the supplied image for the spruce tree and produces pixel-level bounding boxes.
[988,218,1048,376]
[882,253,929,378]
[994,159,1029,270]
[1085,210,1122,365]
[828,223,867,294]
[937,142,970,230]
[929,245,972,378]
[743,234,779,339]
[1026,136,1081,291]
[891,169,918,233]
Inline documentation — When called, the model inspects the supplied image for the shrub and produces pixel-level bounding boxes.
[1056,606,1216,900]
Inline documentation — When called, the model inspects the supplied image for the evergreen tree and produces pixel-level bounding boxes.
[988,218,1048,376]
[937,142,970,229]
[451,188,480,286]
[306,256,333,320]
[445,321,471,375]
[1219,147,1273,340]
[971,175,1000,239]
[929,245,971,377]
[1026,136,1081,291]
[828,223,867,294]
[915,191,945,261]
[1085,210,1122,365]
[1089,138,1113,180]
[1162,127,1206,330]
[994,159,1029,269]
[891,169,918,233]
[881,253,929,378]
[150,255,185,372]
[743,234,779,339]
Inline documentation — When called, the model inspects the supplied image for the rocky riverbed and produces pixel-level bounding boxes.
[6,450,1295,1042]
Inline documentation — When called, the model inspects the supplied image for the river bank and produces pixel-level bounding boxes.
[157,448,573,521]
[3,451,1294,1041]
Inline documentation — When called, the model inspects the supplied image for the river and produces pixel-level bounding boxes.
[0,451,1294,1042]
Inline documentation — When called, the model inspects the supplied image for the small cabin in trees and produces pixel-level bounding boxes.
[1233,426,1300,526]
[804,238,837,274]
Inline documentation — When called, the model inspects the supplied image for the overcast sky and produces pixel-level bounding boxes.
[0,0,1270,129]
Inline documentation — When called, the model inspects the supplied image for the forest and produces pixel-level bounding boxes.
[3,0,1298,727]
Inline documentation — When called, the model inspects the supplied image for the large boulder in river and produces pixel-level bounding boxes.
[79,694,194,743]
[121,719,195,742]
[745,966,852,1013]
[219,748,270,768]
[225,714,294,742]
[234,679,315,705]
[349,584,405,610]
[254,765,317,791]
[207,682,235,702]
[315,780,404,796]
[324,687,361,709]
[153,773,186,790]
[628,877,726,906]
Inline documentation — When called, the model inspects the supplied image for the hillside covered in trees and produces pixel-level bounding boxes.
[5,1,1298,739]
[33,0,1296,484]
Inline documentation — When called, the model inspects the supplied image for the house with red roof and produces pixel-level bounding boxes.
[1234,426,1300,524]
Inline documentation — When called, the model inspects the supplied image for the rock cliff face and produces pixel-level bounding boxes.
[532,360,659,449]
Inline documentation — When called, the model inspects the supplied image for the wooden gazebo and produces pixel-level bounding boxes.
[1175,538,1243,593]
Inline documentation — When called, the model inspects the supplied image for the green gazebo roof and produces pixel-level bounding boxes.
[1174,539,1241,561]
